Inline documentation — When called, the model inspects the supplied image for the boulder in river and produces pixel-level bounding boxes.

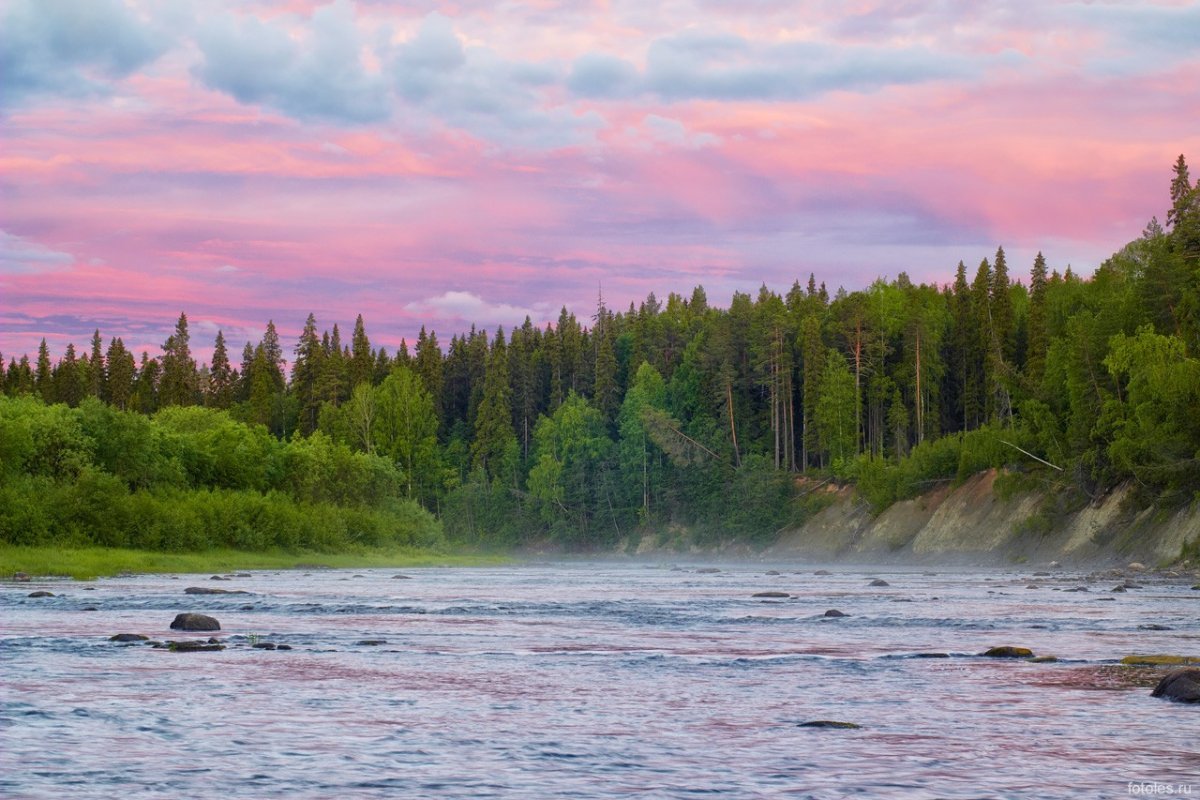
[109,634,148,642]
[868,579,890,587]
[798,720,862,729]
[752,591,790,598]
[28,590,54,598]
[1138,624,1172,631]
[357,639,387,646]
[184,586,248,595]
[813,570,831,576]
[392,574,412,580]
[823,609,848,618]
[696,567,721,574]
[1150,669,1200,703]
[765,570,781,576]
[1111,585,1126,593]
[170,613,220,631]
[981,646,1034,658]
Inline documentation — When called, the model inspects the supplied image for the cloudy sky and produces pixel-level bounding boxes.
[2,0,1198,362]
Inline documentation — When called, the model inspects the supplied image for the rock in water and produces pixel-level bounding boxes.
[752,591,790,598]
[981,646,1033,658]
[168,641,225,652]
[28,591,54,598]
[170,613,220,631]
[869,579,890,587]
[184,587,248,595]
[696,567,721,574]
[823,609,849,618]
[109,634,148,642]
[799,720,862,729]
[1151,669,1200,703]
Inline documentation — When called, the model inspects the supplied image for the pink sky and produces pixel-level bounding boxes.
[3,0,1199,363]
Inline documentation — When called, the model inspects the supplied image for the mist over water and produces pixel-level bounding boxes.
[2,563,1197,799]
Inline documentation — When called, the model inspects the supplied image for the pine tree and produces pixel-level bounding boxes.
[55,342,86,407]
[592,306,619,426]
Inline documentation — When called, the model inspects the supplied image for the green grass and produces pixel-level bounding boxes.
[0,544,509,580]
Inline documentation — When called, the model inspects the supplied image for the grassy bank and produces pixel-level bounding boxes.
[0,545,509,581]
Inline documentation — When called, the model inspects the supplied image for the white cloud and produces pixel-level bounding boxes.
[404,291,547,327]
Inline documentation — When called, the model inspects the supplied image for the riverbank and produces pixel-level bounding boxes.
[0,545,508,580]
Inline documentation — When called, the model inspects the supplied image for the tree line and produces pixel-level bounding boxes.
[3,155,1198,550]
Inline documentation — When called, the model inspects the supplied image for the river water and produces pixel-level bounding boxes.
[2,562,1197,799]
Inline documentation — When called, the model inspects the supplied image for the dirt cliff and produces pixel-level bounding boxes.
[765,470,1199,566]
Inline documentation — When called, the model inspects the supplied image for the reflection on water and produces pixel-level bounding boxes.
[2,563,1197,799]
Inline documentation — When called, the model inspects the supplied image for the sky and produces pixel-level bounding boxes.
[2,0,1199,365]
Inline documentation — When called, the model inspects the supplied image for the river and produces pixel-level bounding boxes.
[2,562,1197,798]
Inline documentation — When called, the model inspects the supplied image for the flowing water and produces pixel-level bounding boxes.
[2,562,1197,799]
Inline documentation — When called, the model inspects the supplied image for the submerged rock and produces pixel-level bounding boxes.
[27,590,54,598]
[357,639,387,646]
[1121,655,1200,666]
[392,574,412,580]
[168,640,225,653]
[813,570,831,576]
[184,587,248,595]
[765,570,781,576]
[109,634,148,642]
[868,579,890,587]
[209,575,231,581]
[1111,585,1126,593]
[799,720,862,729]
[914,652,950,658]
[252,642,277,650]
[1030,655,1059,663]
[1151,669,1200,703]
[1138,624,1172,631]
[696,567,721,574]
[823,609,849,618]
[981,646,1034,658]
[170,613,220,631]
[752,591,790,598]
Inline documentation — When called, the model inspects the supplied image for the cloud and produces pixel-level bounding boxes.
[195,0,391,124]
[567,53,642,99]
[0,231,75,275]
[0,0,166,108]
[640,115,721,149]
[389,14,600,149]
[404,290,546,327]
[566,30,981,103]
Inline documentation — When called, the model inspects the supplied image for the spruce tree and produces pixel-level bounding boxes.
[292,314,323,434]
[35,339,52,402]
[209,330,234,409]
[159,312,197,407]
[471,327,517,483]
[88,330,105,398]
[1026,252,1049,383]
[105,338,135,409]
[349,314,373,390]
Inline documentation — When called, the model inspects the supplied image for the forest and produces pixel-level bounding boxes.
[2,156,1198,554]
